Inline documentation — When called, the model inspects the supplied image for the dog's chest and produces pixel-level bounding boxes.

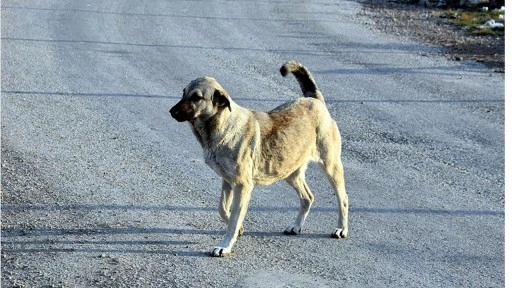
[203,148,232,179]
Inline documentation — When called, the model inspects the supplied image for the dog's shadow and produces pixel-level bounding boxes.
[1,224,331,257]
[243,230,331,239]
[1,226,216,257]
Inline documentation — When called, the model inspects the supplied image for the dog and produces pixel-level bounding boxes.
[170,61,348,257]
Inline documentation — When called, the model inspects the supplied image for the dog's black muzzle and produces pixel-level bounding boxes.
[170,101,194,122]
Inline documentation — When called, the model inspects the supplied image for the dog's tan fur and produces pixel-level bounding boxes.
[170,61,348,257]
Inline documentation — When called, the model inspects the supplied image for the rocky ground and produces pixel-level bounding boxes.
[360,0,505,72]
[1,1,504,287]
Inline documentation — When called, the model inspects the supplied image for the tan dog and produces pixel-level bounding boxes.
[170,61,348,257]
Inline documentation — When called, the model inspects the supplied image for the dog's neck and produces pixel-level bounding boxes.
[189,108,231,149]
[189,103,249,151]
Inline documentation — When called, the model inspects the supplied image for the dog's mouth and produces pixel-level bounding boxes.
[170,111,193,122]
[169,107,196,122]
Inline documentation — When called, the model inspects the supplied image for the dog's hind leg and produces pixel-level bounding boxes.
[218,180,244,237]
[284,167,314,235]
[321,159,349,239]
[318,122,349,238]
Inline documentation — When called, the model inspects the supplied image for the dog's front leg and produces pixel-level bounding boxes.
[218,180,233,224]
[210,182,253,257]
[218,180,245,238]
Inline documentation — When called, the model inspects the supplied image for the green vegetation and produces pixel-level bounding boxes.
[440,9,504,36]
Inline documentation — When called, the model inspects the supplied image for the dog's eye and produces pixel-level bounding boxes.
[189,93,202,102]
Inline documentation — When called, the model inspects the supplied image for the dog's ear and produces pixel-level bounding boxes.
[213,89,231,112]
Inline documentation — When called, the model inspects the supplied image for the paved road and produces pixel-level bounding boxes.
[1,0,504,287]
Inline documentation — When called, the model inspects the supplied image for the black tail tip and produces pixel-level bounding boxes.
[280,65,288,77]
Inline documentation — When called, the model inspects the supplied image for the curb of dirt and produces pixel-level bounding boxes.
[357,0,505,73]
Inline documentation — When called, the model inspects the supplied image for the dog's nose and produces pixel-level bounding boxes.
[170,106,178,118]
[170,105,186,121]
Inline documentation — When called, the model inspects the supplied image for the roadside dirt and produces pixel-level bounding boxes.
[360,0,505,72]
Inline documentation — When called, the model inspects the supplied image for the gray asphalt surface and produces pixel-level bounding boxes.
[1,0,504,287]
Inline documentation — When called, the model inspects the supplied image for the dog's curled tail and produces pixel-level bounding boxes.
[280,60,324,102]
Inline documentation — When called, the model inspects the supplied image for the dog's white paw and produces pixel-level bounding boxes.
[284,226,302,235]
[209,246,232,257]
[331,228,348,239]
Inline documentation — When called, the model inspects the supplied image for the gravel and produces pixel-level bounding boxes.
[1,0,504,287]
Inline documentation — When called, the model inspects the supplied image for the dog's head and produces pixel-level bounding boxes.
[170,77,232,122]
